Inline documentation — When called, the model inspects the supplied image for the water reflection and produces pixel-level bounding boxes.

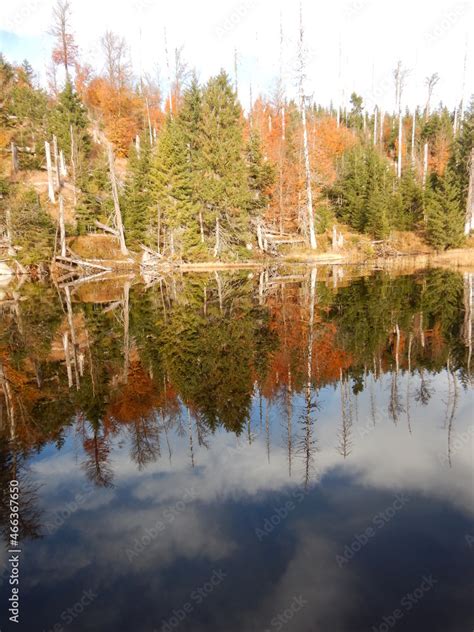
[0,267,472,631]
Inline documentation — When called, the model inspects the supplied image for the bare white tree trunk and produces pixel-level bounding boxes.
[411,111,416,165]
[397,110,403,178]
[58,193,67,257]
[373,106,378,146]
[107,143,128,255]
[298,7,317,251]
[422,142,429,187]
[10,142,18,174]
[45,141,56,203]
[301,101,316,250]
[70,125,77,208]
[53,134,61,189]
[379,108,384,146]
[59,150,67,177]
[465,148,474,235]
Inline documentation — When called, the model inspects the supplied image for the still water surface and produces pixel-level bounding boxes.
[0,267,472,631]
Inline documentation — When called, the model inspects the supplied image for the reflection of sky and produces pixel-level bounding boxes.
[1,369,473,631]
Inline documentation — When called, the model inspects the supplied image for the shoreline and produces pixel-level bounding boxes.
[1,247,474,280]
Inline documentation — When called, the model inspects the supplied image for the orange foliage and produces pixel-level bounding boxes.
[84,78,145,155]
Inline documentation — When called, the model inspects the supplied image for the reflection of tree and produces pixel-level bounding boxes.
[337,370,353,458]
[0,443,42,543]
[297,270,318,489]
[129,413,161,470]
[414,369,433,406]
[81,422,114,488]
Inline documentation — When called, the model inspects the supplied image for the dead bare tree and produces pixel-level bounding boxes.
[49,0,76,82]
[393,61,409,179]
[101,31,131,90]
[422,73,440,187]
[297,4,317,250]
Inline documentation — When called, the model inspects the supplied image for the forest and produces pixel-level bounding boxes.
[1,0,474,269]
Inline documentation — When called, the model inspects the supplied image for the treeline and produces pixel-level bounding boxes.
[0,0,473,263]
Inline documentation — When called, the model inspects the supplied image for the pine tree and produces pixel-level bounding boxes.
[199,71,251,255]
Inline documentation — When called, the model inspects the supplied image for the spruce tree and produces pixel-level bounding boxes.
[246,130,275,216]
[150,116,204,259]
[426,172,465,250]
[122,134,153,248]
[49,80,90,161]
[199,71,251,254]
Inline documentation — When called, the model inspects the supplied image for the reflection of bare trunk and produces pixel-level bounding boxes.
[286,369,293,477]
[187,407,195,468]
[446,366,459,468]
[63,332,73,388]
[123,281,130,382]
[213,217,220,258]
[0,363,15,442]
[265,401,270,463]
[300,268,317,488]
[389,324,402,423]
[406,332,413,434]
[64,286,80,389]
[463,272,473,374]
[215,271,223,313]
[337,369,353,458]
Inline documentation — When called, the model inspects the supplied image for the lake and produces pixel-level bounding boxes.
[0,266,472,632]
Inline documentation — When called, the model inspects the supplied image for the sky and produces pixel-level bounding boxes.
[0,0,473,113]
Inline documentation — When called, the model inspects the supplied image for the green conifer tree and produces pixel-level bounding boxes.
[150,116,204,259]
[199,71,251,255]
[122,134,153,248]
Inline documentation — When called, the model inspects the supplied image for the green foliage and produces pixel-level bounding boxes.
[425,172,465,250]
[246,130,275,214]
[122,134,153,248]
[150,115,204,259]
[5,188,55,263]
[75,156,113,234]
[49,80,91,162]
[331,145,394,237]
[198,71,252,251]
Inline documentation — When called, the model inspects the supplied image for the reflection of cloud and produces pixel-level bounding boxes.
[236,529,358,632]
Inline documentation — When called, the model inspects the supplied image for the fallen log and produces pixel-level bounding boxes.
[55,255,112,272]
[95,221,119,237]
